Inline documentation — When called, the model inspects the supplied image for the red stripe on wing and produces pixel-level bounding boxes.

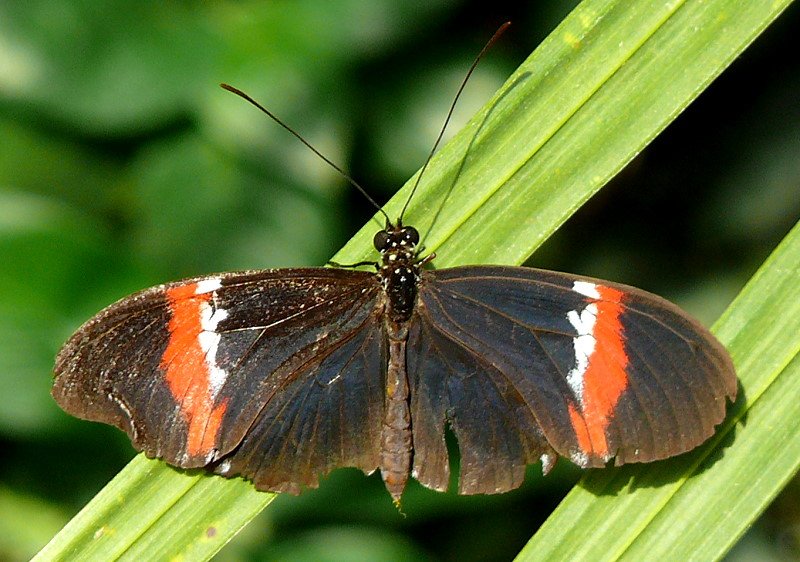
[161,283,227,459]
[569,285,629,459]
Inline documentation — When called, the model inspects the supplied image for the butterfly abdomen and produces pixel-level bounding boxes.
[379,302,414,503]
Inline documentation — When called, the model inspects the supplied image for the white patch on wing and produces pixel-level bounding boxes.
[570,450,589,468]
[573,280,600,299]
[198,301,230,399]
[195,277,222,294]
[540,453,555,475]
[566,280,600,408]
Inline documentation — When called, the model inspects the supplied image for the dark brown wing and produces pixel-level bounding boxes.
[409,266,736,495]
[53,268,387,493]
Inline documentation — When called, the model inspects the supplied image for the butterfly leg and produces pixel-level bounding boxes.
[326,260,379,269]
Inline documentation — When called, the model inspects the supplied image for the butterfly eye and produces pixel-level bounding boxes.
[373,230,390,251]
[404,227,419,245]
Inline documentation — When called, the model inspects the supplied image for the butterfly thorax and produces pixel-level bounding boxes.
[374,224,421,324]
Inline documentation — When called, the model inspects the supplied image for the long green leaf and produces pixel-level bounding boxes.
[35,455,275,560]
[36,0,794,559]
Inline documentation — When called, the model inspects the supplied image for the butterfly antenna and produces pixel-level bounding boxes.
[398,21,511,224]
[220,83,392,225]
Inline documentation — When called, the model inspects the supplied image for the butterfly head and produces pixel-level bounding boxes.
[373,222,419,264]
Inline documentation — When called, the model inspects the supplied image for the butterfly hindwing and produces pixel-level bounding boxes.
[212,306,387,493]
[408,309,558,494]
[410,266,736,492]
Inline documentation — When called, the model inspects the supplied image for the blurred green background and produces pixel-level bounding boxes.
[1,1,798,561]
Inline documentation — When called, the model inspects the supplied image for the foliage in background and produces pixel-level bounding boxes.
[1,1,798,560]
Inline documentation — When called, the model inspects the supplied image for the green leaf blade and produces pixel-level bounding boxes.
[118,468,275,562]
[34,455,275,561]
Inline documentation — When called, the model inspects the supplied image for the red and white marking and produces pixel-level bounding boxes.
[565,280,629,465]
[196,279,229,398]
[161,278,230,463]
